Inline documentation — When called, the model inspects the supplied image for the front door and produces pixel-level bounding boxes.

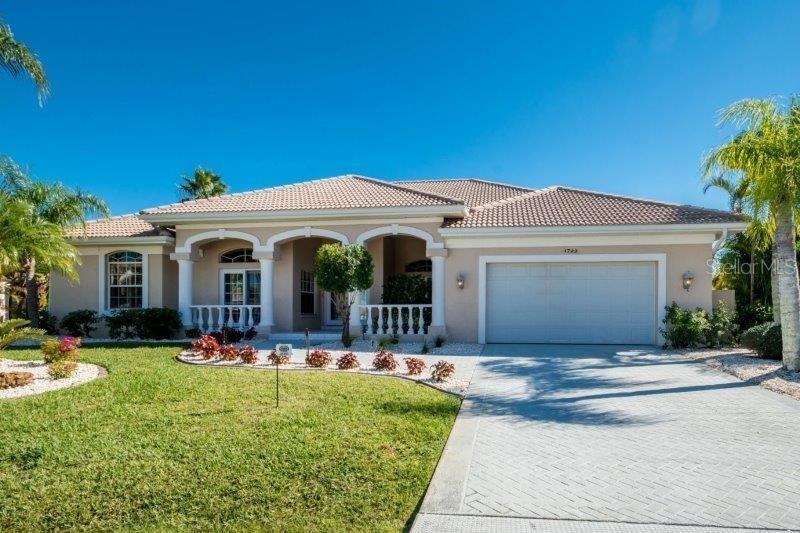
[221,269,261,324]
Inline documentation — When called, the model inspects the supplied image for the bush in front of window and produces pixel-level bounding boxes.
[104,308,182,340]
[60,310,99,337]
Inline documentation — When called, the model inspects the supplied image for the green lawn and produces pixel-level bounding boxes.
[0,345,459,531]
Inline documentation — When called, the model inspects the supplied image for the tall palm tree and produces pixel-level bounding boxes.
[1,157,108,325]
[177,167,228,201]
[0,18,48,103]
[704,97,800,371]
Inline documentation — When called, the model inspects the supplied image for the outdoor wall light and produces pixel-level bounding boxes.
[682,271,694,291]
[456,273,465,290]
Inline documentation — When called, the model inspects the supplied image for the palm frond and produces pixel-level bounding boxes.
[0,318,46,350]
[0,22,49,104]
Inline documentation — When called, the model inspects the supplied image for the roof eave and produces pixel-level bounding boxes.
[68,235,176,246]
[139,205,469,225]
[438,222,748,236]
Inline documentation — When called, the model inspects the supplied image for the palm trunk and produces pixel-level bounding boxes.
[771,239,781,323]
[774,202,800,370]
[24,256,39,327]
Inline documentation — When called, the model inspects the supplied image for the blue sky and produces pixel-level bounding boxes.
[2,1,799,216]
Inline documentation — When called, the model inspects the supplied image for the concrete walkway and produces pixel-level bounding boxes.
[413,345,800,533]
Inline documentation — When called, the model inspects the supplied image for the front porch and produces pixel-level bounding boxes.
[170,226,446,339]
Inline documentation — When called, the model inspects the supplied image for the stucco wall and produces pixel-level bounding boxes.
[443,243,714,343]
[49,255,100,318]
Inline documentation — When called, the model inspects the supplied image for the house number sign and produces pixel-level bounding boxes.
[563,248,578,254]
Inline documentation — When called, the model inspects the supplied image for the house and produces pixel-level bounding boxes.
[51,175,746,344]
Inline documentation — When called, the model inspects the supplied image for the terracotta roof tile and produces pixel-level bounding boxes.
[395,178,531,208]
[66,215,164,239]
[142,175,461,215]
[442,186,746,228]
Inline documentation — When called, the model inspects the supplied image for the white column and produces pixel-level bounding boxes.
[177,259,194,327]
[349,292,362,327]
[431,255,445,327]
[260,258,274,326]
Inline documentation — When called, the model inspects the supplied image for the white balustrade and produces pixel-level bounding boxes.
[359,304,432,336]
[190,305,261,333]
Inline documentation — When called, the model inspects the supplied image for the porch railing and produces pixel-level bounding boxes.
[190,305,260,333]
[360,304,432,336]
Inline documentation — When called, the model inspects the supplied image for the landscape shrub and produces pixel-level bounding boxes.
[430,360,455,382]
[336,351,359,370]
[208,326,244,344]
[218,344,239,361]
[37,311,59,335]
[238,346,258,364]
[404,357,426,375]
[420,338,429,354]
[184,327,202,339]
[48,359,78,379]
[306,349,332,368]
[0,371,34,389]
[105,310,141,339]
[135,308,183,339]
[434,336,445,348]
[372,350,397,371]
[267,349,290,365]
[737,302,773,332]
[382,274,431,304]
[60,310,99,337]
[243,327,257,341]
[705,301,738,347]
[739,322,782,360]
[190,335,220,359]
[660,302,710,349]
[41,337,81,364]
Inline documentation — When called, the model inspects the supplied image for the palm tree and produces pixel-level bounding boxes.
[1,157,108,325]
[0,19,48,103]
[177,167,228,201]
[704,97,800,371]
[0,319,45,351]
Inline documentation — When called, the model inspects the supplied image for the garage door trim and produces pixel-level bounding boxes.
[477,254,667,344]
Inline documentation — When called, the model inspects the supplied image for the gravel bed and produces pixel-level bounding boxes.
[681,348,800,401]
[178,341,484,397]
[0,359,104,400]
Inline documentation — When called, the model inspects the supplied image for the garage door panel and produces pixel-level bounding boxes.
[486,261,656,344]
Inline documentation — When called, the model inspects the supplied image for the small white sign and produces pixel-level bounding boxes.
[275,344,292,357]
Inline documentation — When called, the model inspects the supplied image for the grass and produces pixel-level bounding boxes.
[0,345,460,531]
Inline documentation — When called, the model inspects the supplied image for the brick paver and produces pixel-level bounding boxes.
[415,345,800,532]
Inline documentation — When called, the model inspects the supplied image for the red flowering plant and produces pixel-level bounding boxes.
[404,357,426,375]
[190,335,221,359]
[41,336,82,364]
[372,349,397,371]
[336,351,359,370]
[267,349,291,365]
[430,360,455,382]
[218,344,239,361]
[306,349,332,368]
[238,345,258,364]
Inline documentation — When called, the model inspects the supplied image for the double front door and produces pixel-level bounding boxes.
[221,270,261,324]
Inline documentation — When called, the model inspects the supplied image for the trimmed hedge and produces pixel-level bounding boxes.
[741,322,782,360]
[105,308,183,340]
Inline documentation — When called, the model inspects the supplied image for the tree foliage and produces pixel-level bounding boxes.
[177,167,228,201]
[0,19,48,104]
[314,244,374,344]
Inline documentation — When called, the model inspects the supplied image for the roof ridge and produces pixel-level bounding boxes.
[350,175,464,205]
[552,186,740,215]
[396,177,534,192]
[469,186,558,213]
[84,212,151,225]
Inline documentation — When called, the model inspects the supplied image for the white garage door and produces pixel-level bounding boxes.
[486,262,657,344]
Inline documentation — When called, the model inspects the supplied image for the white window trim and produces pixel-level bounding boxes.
[100,251,148,313]
[299,269,317,316]
[477,253,667,345]
[219,268,260,306]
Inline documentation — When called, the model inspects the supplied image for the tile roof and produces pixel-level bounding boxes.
[142,175,462,215]
[396,179,532,209]
[66,215,164,239]
[441,186,747,229]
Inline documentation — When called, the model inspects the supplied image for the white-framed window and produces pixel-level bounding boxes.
[107,251,143,309]
[405,259,432,273]
[220,248,254,263]
[300,270,315,315]
[220,269,261,305]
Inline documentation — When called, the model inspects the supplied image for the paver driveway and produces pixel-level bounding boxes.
[414,345,800,533]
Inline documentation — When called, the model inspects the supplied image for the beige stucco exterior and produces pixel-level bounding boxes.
[50,218,725,343]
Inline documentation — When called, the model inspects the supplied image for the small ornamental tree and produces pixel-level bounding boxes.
[314,243,374,345]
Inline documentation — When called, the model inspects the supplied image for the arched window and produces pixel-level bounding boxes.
[107,251,143,309]
[220,248,254,263]
[405,259,432,273]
